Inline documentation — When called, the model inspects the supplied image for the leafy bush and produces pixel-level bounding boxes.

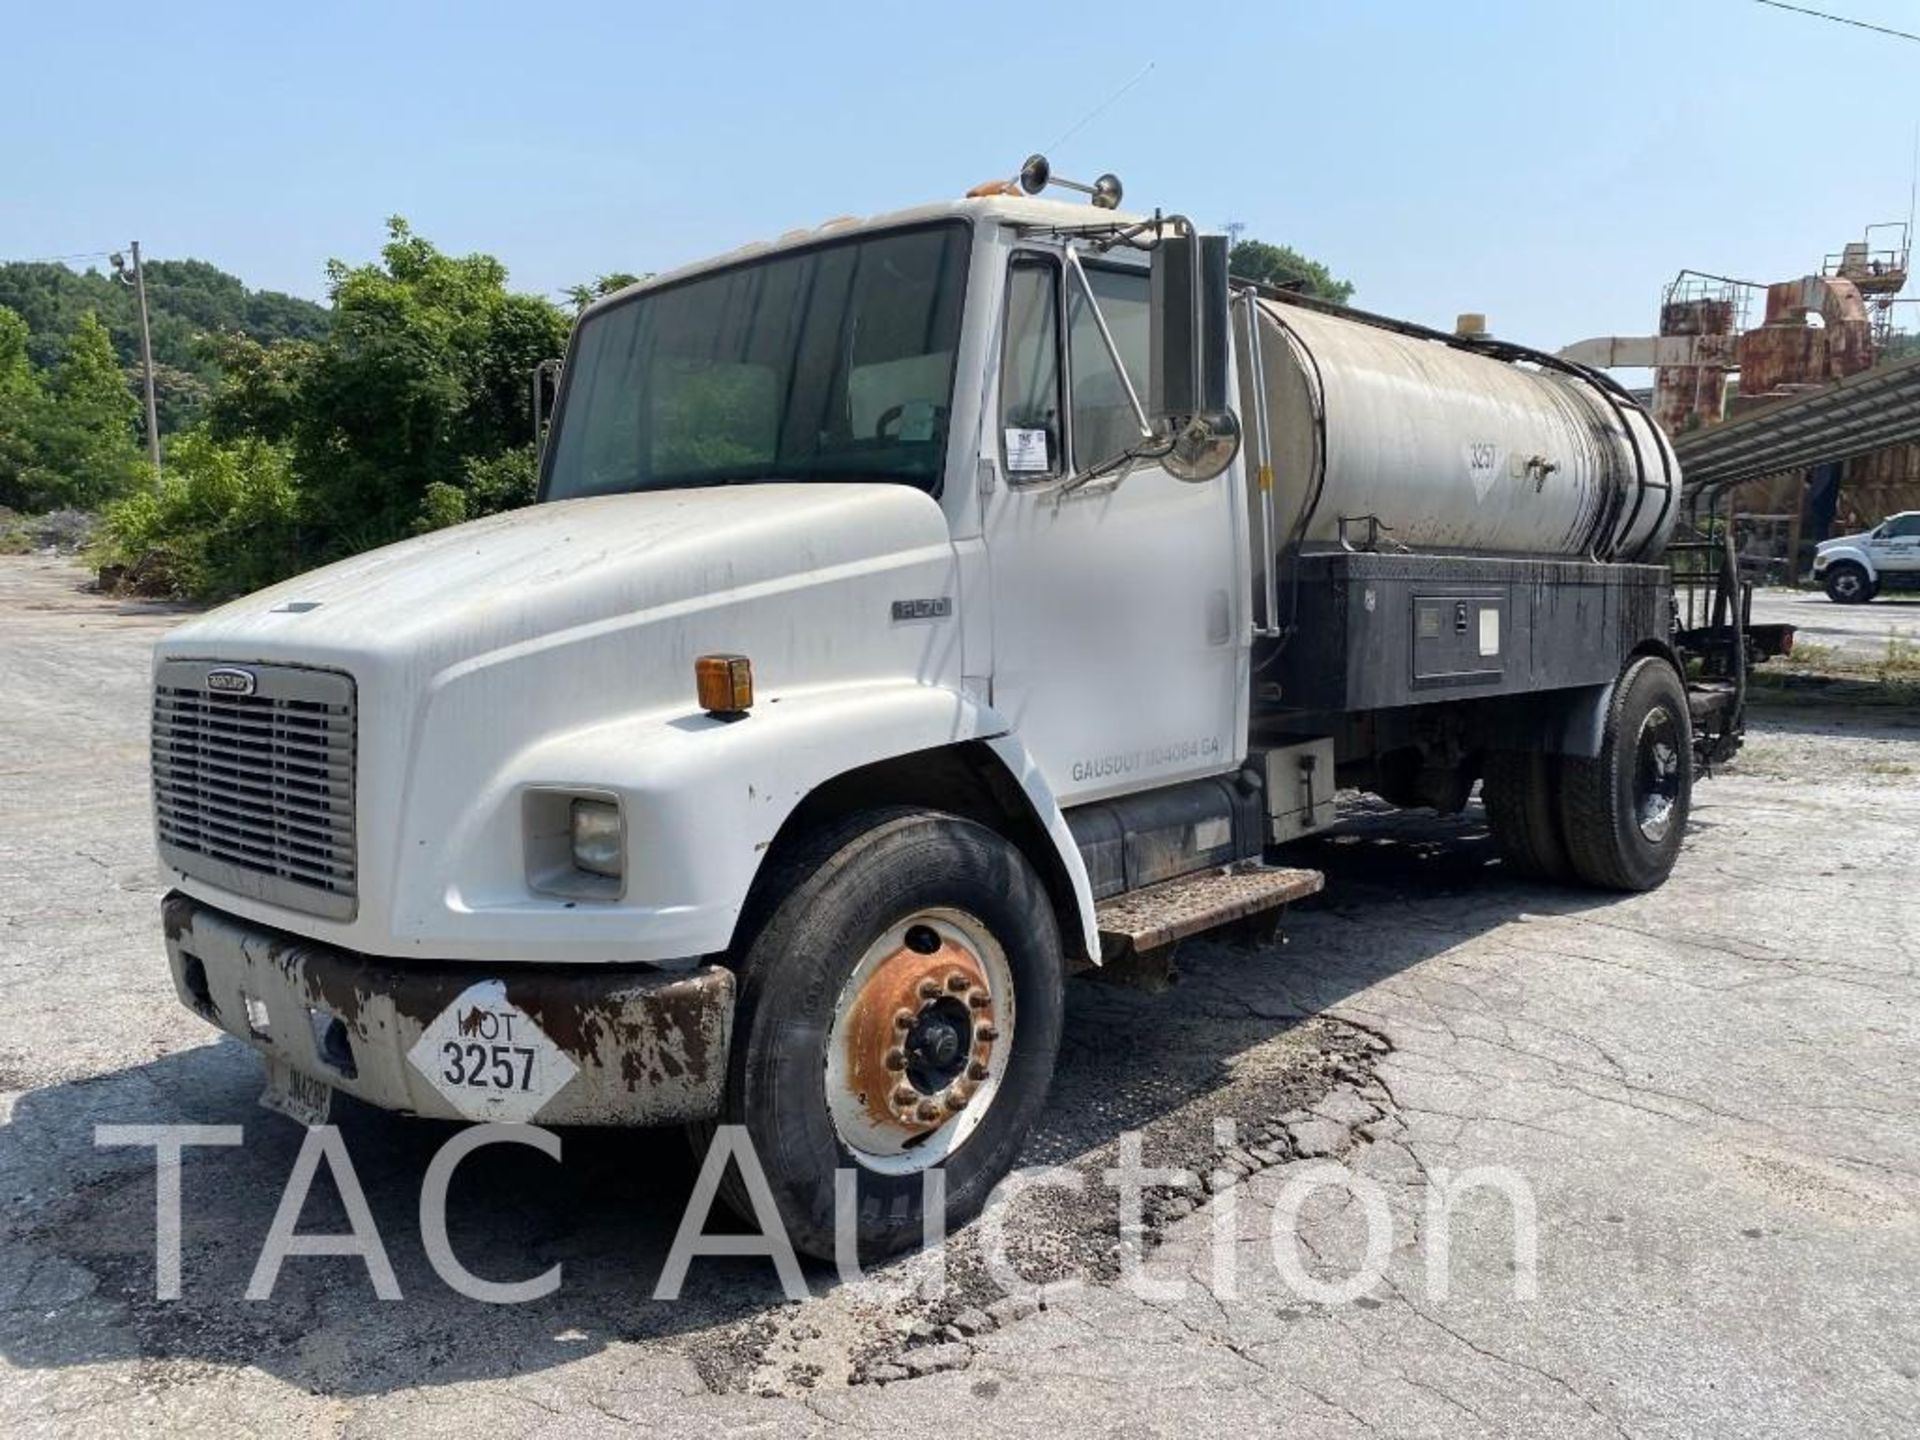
[95,428,301,600]
[415,443,540,532]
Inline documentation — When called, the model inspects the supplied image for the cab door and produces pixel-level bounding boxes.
[980,248,1247,807]
[1869,513,1920,573]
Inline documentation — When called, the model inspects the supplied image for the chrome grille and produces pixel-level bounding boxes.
[151,660,357,920]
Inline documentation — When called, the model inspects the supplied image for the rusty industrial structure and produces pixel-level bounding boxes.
[1560,225,1919,578]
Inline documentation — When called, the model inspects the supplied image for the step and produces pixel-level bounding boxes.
[1094,861,1325,961]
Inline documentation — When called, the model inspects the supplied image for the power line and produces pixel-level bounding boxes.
[0,249,116,266]
[1748,0,1920,44]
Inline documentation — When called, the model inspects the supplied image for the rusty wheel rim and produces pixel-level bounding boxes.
[824,908,1014,1174]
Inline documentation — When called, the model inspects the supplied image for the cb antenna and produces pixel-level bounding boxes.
[1043,61,1155,155]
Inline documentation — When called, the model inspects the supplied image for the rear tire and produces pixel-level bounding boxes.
[707,807,1066,1262]
[1824,562,1872,604]
[1482,750,1572,881]
[1559,657,1693,892]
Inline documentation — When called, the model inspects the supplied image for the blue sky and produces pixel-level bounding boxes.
[6,0,1917,357]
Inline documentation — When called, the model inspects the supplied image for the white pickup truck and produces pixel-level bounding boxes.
[1813,510,1920,602]
[150,158,1759,1259]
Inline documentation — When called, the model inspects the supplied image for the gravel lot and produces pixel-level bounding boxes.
[3,552,1917,1438]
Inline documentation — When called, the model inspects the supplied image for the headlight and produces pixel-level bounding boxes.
[524,788,624,899]
[569,798,623,880]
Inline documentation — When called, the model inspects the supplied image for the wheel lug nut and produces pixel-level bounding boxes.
[966,992,990,1010]
[884,1047,906,1071]
[946,973,970,993]
[893,1009,915,1031]
[915,1101,942,1123]
[917,979,941,1000]
[945,1087,970,1110]
[975,1025,999,1042]
[892,1085,918,1107]
[968,1061,990,1081]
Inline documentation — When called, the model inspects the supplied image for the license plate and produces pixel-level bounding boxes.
[260,1058,334,1127]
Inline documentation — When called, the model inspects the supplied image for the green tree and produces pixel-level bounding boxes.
[200,332,318,445]
[1,311,145,511]
[0,305,33,396]
[565,272,646,312]
[291,218,569,549]
[1228,239,1354,305]
[0,306,41,503]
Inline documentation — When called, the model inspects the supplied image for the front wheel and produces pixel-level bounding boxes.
[711,808,1066,1261]
[1559,656,1694,892]
[1824,562,1873,604]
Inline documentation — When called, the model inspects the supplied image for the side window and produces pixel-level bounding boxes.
[1888,514,1920,538]
[1000,257,1063,478]
[1067,265,1151,472]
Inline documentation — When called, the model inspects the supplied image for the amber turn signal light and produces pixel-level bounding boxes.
[695,654,753,716]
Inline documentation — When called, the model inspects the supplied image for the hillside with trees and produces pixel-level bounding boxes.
[0,257,331,437]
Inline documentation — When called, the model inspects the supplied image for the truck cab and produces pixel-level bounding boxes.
[151,163,1737,1259]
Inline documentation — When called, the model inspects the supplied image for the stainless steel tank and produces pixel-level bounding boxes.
[1238,298,1678,564]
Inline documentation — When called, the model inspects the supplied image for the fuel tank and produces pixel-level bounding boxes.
[1239,298,1678,564]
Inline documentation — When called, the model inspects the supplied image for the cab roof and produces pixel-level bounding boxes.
[583,194,1153,319]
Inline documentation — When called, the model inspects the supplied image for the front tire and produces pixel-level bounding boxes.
[1824,562,1873,604]
[713,808,1066,1261]
[1559,657,1694,892]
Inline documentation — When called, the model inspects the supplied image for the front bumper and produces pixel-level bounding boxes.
[162,892,734,1126]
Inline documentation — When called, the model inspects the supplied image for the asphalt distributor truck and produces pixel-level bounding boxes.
[151,158,1761,1261]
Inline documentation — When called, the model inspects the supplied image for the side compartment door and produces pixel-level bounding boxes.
[981,250,1246,807]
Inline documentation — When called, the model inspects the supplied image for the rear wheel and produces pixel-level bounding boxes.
[710,808,1066,1261]
[1482,750,1572,881]
[1824,562,1872,604]
[1559,657,1693,892]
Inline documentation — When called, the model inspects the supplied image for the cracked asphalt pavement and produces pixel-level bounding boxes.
[3,552,1917,1437]
[1748,585,1920,665]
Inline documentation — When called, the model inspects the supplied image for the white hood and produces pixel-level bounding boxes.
[161,483,951,674]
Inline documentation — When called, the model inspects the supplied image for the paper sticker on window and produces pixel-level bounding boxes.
[898,400,936,443]
[1478,607,1501,657]
[1005,427,1050,472]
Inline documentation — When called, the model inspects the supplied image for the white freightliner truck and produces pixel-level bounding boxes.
[151,158,1768,1259]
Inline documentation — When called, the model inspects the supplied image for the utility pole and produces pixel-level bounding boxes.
[113,242,162,485]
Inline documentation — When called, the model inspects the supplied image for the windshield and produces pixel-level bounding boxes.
[542,222,969,501]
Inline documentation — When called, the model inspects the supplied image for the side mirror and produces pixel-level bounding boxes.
[1150,234,1239,481]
